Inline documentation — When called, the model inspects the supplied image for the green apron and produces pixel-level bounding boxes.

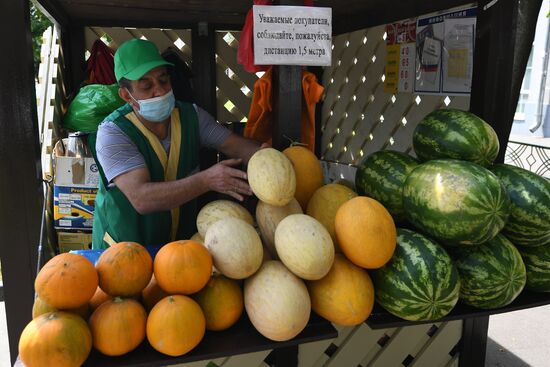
[89,101,199,249]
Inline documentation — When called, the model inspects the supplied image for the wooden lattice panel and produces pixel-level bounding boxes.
[321,26,470,165]
[215,31,258,124]
[84,28,257,125]
[84,27,192,66]
[36,26,64,182]
[169,321,460,367]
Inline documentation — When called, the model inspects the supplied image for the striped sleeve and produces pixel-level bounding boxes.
[195,104,232,150]
[95,121,146,183]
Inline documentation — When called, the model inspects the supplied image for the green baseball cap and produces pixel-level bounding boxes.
[114,39,173,82]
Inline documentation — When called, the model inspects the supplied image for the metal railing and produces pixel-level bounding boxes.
[505,140,550,178]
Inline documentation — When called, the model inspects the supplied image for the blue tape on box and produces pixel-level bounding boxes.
[70,244,163,265]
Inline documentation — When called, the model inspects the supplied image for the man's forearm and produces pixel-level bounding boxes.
[131,171,208,214]
[220,134,262,165]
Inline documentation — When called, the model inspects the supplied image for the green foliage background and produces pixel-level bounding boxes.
[30,1,52,76]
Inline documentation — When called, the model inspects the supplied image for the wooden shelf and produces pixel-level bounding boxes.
[81,313,337,367]
[366,290,550,330]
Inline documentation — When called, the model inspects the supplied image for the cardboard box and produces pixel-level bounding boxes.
[57,230,93,253]
[53,186,97,229]
[53,139,100,230]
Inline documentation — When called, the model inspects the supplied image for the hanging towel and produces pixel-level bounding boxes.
[244,67,324,151]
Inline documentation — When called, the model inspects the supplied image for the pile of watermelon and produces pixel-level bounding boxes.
[355,108,550,321]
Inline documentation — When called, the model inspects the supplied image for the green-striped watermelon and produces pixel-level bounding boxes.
[518,243,550,292]
[490,164,550,247]
[403,159,510,246]
[413,109,499,166]
[452,234,526,309]
[371,228,460,321]
[355,150,419,223]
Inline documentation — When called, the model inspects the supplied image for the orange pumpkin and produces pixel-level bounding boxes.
[147,295,206,356]
[142,274,169,312]
[88,286,112,312]
[154,240,212,295]
[96,242,153,297]
[35,253,98,309]
[89,297,147,356]
[335,196,397,269]
[19,311,92,367]
[307,254,375,325]
[32,296,90,320]
[193,275,243,331]
[283,145,324,209]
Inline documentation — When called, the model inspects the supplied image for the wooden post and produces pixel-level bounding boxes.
[59,25,86,96]
[270,1,302,365]
[192,22,220,207]
[0,0,44,363]
[470,0,543,163]
[272,0,303,150]
[462,0,542,365]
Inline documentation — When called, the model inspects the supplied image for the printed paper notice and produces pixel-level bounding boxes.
[253,5,332,66]
[415,7,476,94]
[385,19,416,93]
[442,17,475,93]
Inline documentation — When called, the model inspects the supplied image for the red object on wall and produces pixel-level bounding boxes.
[86,40,116,85]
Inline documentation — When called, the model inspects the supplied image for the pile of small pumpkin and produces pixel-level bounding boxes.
[19,146,398,366]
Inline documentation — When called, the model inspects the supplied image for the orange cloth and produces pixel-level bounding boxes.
[244,67,324,151]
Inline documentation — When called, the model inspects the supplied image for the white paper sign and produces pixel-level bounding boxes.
[253,5,332,66]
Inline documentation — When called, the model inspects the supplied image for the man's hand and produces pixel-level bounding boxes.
[201,158,252,201]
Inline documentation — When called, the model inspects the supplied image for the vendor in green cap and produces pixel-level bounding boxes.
[90,38,263,249]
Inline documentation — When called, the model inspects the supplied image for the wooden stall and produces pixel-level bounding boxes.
[0,0,544,366]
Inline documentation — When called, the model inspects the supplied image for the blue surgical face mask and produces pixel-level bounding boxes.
[128,89,175,122]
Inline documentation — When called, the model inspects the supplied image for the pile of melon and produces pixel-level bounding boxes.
[354,109,550,321]
[20,145,401,366]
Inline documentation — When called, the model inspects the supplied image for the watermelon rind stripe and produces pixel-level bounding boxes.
[491,164,550,247]
[372,229,460,321]
[518,243,550,292]
[413,109,499,166]
[355,150,418,222]
[403,159,510,245]
[452,234,526,309]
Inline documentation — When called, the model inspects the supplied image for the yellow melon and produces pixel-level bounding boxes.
[190,232,204,244]
[247,148,296,206]
[196,200,254,238]
[306,183,358,252]
[335,196,396,269]
[204,217,263,279]
[256,198,302,258]
[282,146,324,209]
[274,214,334,280]
[244,261,310,341]
[307,254,374,325]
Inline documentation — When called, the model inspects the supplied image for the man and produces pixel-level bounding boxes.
[90,39,262,249]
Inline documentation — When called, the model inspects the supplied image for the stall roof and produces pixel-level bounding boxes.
[36,0,474,33]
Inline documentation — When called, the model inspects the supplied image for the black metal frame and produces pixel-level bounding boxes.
[1,0,544,366]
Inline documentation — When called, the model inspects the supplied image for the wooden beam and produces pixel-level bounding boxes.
[272,1,303,151]
[460,1,542,364]
[470,0,543,163]
[192,22,217,117]
[459,316,490,367]
[332,0,473,35]
[33,0,70,27]
[192,22,220,209]
[59,25,86,96]
[0,0,44,364]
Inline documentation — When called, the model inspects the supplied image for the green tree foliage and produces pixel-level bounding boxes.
[30,1,52,77]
